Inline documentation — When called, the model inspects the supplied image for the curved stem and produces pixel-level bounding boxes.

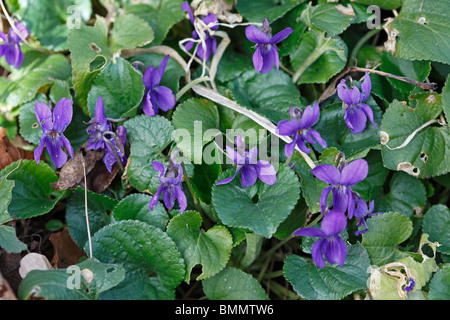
[103,137,125,172]
[350,27,382,60]
[175,76,210,101]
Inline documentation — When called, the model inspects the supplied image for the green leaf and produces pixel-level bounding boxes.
[212,164,300,238]
[15,0,92,51]
[283,244,371,300]
[49,80,72,105]
[312,99,382,157]
[290,152,325,214]
[274,197,308,239]
[190,160,222,204]
[0,50,71,107]
[68,16,112,114]
[274,4,308,57]
[123,115,174,193]
[380,51,431,97]
[172,98,220,164]
[124,0,184,45]
[355,0,401,10]
[391,0,450,64]
[228,69,300,123]
[18,258,125,300]
[87,57,145,119]
[236,0,303,23]
[442,74,450,124]
[202,267,268,300]
[112,193,169,231]
[0,225,27,253]
[110,14,154,53]
[290,30,347,84]
[18,94,48,145]
[0,176,14,224]
[166,210,233,283]
[240,233,263,268]
[0,160,66,219]
[428,265,450,300]
[75,258,126,298]
[300,2,354,36]
[375,172,427,218]
[88,220,185,299]
[362,212,413,265]
[370,235,438,300]
[18,269,91,300]
[351,150,389,201]
[380,94,450,178]
[66,187,118,249]
[422,204,450,255]
[216,49,253,83]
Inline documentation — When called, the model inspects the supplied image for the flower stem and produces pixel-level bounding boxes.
[103,138,125,172]
[181,161,210,228]
[175,76,210,101]
[292,33,331,84]
[350,27,382,59]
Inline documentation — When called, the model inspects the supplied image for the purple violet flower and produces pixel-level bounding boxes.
[216,135,277,188]
[353,199,382,236]
[86,96,112,151]
[181,1,218,62]
[149,155,187,212]
[245,17,293,74]
[0,22,29,69]
[34,98,74,168]
[102,125,127,173]
[404,277,415,293]
[142,55,176,117]
[293,209,348,269]
[311,158,368,216]
[337,72,378,134]
[277,103,327,157]
[86,96,127,173]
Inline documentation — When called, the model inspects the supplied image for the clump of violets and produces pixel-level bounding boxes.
[277,103,327,157]
[141,55,176,117]
[34,98,74,168]
[293,209,348,269]
[353,199,382,236]
[245,17,293,74]
[86,96,127,173]
[0,22,29,68]
[337,72,378,134]
[216,135,277,188]
[181,1,218,62]
[311,155,368,217]
[149,152,187,212]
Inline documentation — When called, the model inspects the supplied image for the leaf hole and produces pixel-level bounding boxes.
[89,55,107,72]
[419,151,428,163]
[421,243,435,259]
[106,267,116,274]
[89,42,101,53]
[32,122,39,129]
[251,194,259,204]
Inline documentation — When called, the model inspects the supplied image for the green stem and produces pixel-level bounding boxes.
[266,280,300,300]
[258,236,293,263]
[181,162,210,228]
[305,213,323,228]
[350,27,382,60]
[292,33,330,84]
[176,76,210,101]
[103,138,124,172]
